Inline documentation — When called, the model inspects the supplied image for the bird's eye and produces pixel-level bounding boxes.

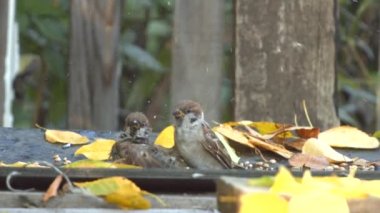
[186,109,191,113]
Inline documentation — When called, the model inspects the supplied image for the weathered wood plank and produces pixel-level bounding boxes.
[235,1,339,130]
[0,191,216,210]
[171,0,224,122]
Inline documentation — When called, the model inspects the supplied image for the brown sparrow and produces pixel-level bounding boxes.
[110,112,187,168]
[172,100,235,169]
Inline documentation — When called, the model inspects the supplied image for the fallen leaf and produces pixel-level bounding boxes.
[246,135,294,159]
[213,125,251,146]
[289,153,329,170]
[0,161,46,168]
[283,138,306,151]
[219,120,253,127]
[373,130,380,138]
[105,188,151,209]
[294,127,320,139]
[75,176,140,196]
[75,176,150,209]
[154,125,175,148]
[270,167,303,195]
[302,138,352,163]
[248,176,274,188]
[250,122,293,138]
[44,129,89,145]
[74,138,116,160]
[319,126,379,149]
[64,159,141,169]
[43,175,63,202]
[288,191,349,213]
[240,192,288,213]
[214,132,241,165]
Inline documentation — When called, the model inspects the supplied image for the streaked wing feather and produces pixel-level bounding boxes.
[201,122,234,168]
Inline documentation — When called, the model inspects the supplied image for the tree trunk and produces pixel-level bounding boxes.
[0,0,8,126]
[171,0,223,122]
[234,0,339,130]
[377,11,380,130]
[68,0,121,130]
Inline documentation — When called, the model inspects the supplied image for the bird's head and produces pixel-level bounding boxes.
[124,112,151,142]
[172,100,204,127]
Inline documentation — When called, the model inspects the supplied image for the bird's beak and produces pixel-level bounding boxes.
[172,109,185,119]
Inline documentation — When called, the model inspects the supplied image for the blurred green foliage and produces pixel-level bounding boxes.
[13,0,380,132]
[14,0,234,130]
[337,0,380,132]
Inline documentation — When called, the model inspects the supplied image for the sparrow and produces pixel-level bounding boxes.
[110,112,187,168]
[172,100,235,169]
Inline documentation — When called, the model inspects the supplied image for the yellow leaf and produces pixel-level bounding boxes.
[214,132,241,164]
[319,126,379,149]
[288,191,349,213]
[213,125,250,145]
[75,176,136,196]
[270,167,303,196]
[250,122,293,137]
[105,190,151,209]
[302,138,352,162]
[248,176,274,188]
[75,176,151,209]
[74,138,116,160]
[221,120,253,127]
[154,125,175,148]
[64,159,141,169]
[45,129,89,144]
[362,180,380,198]
[0,161,46,168]
[239,192,288,213]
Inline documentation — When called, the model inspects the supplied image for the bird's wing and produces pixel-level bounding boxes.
[121,143,163,168]
[200,121,234,169]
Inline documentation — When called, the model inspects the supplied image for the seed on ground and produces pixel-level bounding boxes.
[269,159,277,164]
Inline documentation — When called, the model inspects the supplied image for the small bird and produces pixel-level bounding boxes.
[110,112,187,168]
[120,112,152,144]
[172,100,234,169]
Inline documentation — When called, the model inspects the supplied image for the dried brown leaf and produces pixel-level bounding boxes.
[43,175,63,202]
[302,138,352,163]
[246,135,293,159]
[289,153,329,170]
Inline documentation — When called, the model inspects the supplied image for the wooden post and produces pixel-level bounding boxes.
[171,0,223,122]
[68,0,121,130]
[0,0,8,126]
[235,0,339,129]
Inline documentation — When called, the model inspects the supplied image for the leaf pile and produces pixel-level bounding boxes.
[212,122,379,170]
